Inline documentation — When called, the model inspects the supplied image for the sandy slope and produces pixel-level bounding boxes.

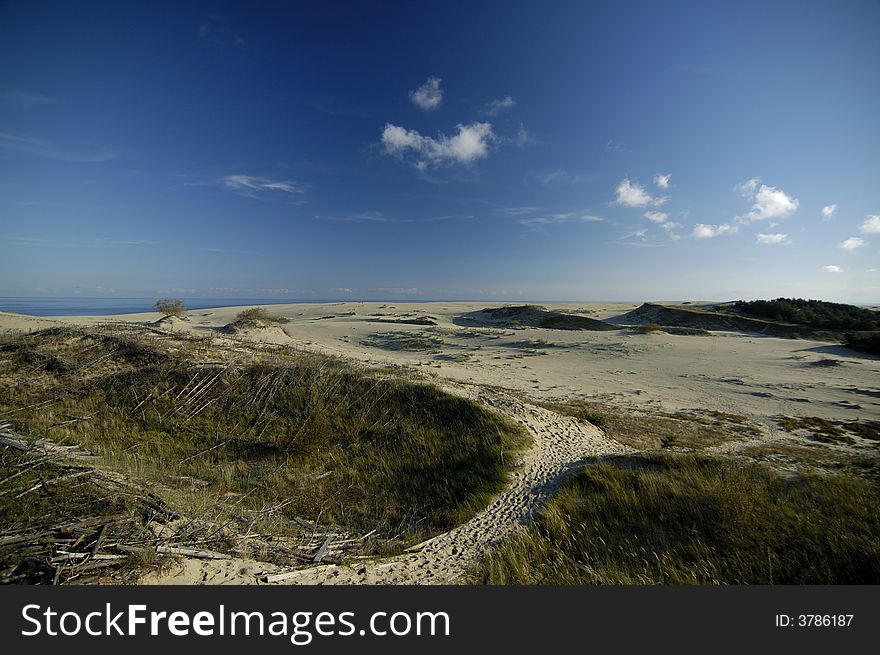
[2,301,878,584]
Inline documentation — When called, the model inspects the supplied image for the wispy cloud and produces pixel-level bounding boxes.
[756,233,789,245]
[859,215,880,234]
[643,211,668,224]
[839,236,866,251]
[499,206,541,216]
[409,77,443,110]
[198,19,245,48]
[0,87,56,109]
[539,168,591,186]
[616,228,667,247]
[221,175,303,197]
[1,235,155,247]
[660,221,683,240]
[693,223,737,239]
[735,177,799,221]
[515,124,534,148]
[654,173,671,189]
[518,212,604,226]
[485,95,515,116]
[821,265,843,273]
[821,204,837,220]
[614,178,666,208]
[317,211,402,223]
[381,122,494,168]
[0,132,116,162]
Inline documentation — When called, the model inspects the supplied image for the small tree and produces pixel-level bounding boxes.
[153,298,187,318]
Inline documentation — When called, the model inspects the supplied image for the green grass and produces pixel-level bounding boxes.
[0,326,529,555]
[473,453,880,584]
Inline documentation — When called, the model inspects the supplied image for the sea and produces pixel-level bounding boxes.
[0,297,322,317]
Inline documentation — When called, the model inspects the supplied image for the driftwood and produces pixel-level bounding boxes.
[156,545,230,560]
[312,535,334,563]
[0,434,29,451]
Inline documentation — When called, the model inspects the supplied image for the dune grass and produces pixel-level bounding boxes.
[0,326,529,554]
[473,453,880,584]
[232,307,290,326]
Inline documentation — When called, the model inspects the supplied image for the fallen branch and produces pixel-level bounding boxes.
[156,545,230,560]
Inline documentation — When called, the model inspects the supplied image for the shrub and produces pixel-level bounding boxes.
[235,307,290,325]
[153,298,187,318]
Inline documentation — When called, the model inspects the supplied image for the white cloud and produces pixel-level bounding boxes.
[614,178,666,208]
[821,204,837,220]
[654,173,671,189]
[735,177,761,197]
[821,265,843,273]
[409,77,443,110]
[736,178,799,221]
[222,175,303,195]
[756,233,789,245]
[485,95,515,115]
[643,211,668,223]
[693,223,737,239]
[860,215,880,234]
[381,122,494,168]
[839,236,866,251]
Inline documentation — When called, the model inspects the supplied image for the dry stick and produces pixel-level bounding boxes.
[78,350,117,372]
[184,397,219,422]
[0,457,51,487]
[12,469,92,498]
[50,415,92,429]
[178,437,234,465]
[175,371,203,401]
[0,398,57,417]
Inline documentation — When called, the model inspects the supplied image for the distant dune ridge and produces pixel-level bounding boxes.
[457,305,617,331]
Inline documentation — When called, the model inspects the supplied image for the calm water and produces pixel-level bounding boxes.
[0,297,316,317]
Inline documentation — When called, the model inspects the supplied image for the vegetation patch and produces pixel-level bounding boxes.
[775,415,878,445]
[842,331,880,356]
[537,400,758,449]
[227,307,290,329]
[458,306,617,331]
[632,323,709,336]
[0,326,529,564]
[730,298,880,331]
[473,453,880,584]
[360,331,444,352]
[154,298,187,318]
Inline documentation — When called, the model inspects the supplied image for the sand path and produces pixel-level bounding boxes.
[146,385,631,585]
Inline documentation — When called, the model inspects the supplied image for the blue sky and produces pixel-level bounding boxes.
[1,0,879,302]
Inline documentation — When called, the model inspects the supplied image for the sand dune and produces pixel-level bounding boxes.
[3,301,878,584]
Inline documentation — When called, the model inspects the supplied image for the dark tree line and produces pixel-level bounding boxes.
[731,298,880,331]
